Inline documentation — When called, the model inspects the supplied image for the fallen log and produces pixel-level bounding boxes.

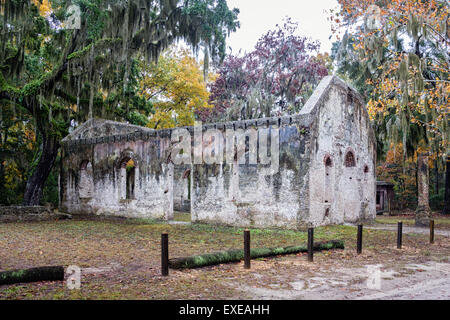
[169,240,344,269]
[0,266,65,285]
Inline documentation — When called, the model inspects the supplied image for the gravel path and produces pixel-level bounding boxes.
[236,261,450,300]
[365,224,450,237]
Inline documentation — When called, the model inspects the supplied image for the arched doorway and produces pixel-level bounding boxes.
[341,148,360,222]
[119,157,136,200]
[172,166,192,222]
[79,160,94,199]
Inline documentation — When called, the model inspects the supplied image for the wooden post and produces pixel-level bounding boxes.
[308,228,314,262]
[244,229,251,269]
[357,224,363,254]
[430,220,435,244]
[161,233,169,276]
[397,222,403,249]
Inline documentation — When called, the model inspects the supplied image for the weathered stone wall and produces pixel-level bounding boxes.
[302,76,377,225]
[59,76,377,229]
[60,123,175,219]
[0,206,71,222]
[0,206,51,216]
[190,116,312,229]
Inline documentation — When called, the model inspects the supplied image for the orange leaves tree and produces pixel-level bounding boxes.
[333,0,448,158]
[376,143,420,210]
[140,48,213,129]
[332,0,449,214]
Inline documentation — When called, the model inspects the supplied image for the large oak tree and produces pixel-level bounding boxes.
[0,0,239,205]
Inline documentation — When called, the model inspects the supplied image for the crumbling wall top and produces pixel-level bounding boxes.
[61,75,368,149]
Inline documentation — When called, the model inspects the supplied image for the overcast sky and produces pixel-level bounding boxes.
[225,0,341,55]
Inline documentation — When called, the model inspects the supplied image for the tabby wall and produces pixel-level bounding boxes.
[59,75,377,229]
[303,76,377,225]
[60,126,175,219]
[60,115,310,229]
[190,116,312,229]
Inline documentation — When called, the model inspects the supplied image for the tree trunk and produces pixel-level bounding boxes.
[23,134,60,206]
[445,156,450,215]
[435,159,439,195]
[415,162,418,202]
[415,153,431,226]
[169,240,344,269]
[0,128,7,205]
[0,266,64,285]
[0,160,5,204]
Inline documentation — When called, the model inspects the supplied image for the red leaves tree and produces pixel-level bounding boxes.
[198,18,329,122]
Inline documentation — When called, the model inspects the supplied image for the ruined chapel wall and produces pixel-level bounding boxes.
[305,77,377,226]
[60,115,311,225]
[190,116,312,230]
[59,76,376,228]
[60,130,174,219]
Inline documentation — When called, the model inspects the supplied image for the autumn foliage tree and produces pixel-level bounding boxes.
[140,48,213,129]
[198,19,329,122]
[333,0,448,151]
[377,142,446,211]
[0,104,37,205]
[332,0,449,215]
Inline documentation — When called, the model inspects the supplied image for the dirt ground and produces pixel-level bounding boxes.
[0,213,449,300]
[233,254,450,300]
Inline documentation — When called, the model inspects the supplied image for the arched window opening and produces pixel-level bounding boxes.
[364,165,369,173]
[344,151,356,167]
[120,158,135,200]
[79,160,93,198]
[80,160,89,170]
[324,155,333,203]
[325,156,332,176]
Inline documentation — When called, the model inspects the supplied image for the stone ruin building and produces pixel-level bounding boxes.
[59,76,377,229]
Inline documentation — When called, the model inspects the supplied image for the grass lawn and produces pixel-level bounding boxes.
[0,215,449,300]
[173,211,191,222]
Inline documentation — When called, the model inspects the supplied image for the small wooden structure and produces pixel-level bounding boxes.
[376,181,395,215]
